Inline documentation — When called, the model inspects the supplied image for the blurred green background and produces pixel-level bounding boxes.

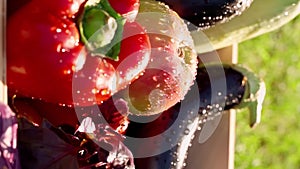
[235,15,300,169]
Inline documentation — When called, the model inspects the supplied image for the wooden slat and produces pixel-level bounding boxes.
[185,44,238,169]
[0,0,7,104]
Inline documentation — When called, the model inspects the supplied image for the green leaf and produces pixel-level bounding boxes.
[17,118,80,169]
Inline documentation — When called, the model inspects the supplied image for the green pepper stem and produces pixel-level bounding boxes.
[78,0,126,60]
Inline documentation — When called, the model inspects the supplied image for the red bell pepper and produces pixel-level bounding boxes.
[7,0,150,107]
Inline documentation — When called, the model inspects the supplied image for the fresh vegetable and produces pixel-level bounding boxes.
[156,0,253,29]
[197,64,266,128]
[114,0,198,115]
[7,0,151,107]
[125,63,265,169]
[192,0,300,53]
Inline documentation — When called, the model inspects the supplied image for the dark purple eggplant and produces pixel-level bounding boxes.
[155,0,253,29]
[125,63,265,169]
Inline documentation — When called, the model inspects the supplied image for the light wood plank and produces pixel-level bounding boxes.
[0,0,7,104]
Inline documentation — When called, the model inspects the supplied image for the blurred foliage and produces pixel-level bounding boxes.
[235,15,300,169]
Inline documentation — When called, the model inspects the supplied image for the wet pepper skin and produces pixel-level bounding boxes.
[7,0,150,107]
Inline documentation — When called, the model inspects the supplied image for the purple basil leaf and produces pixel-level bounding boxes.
[17,118,80,169]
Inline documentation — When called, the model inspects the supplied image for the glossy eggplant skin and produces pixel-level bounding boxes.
[197,64,246,113]
[125,64,246,169]
[156,0,253,29]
